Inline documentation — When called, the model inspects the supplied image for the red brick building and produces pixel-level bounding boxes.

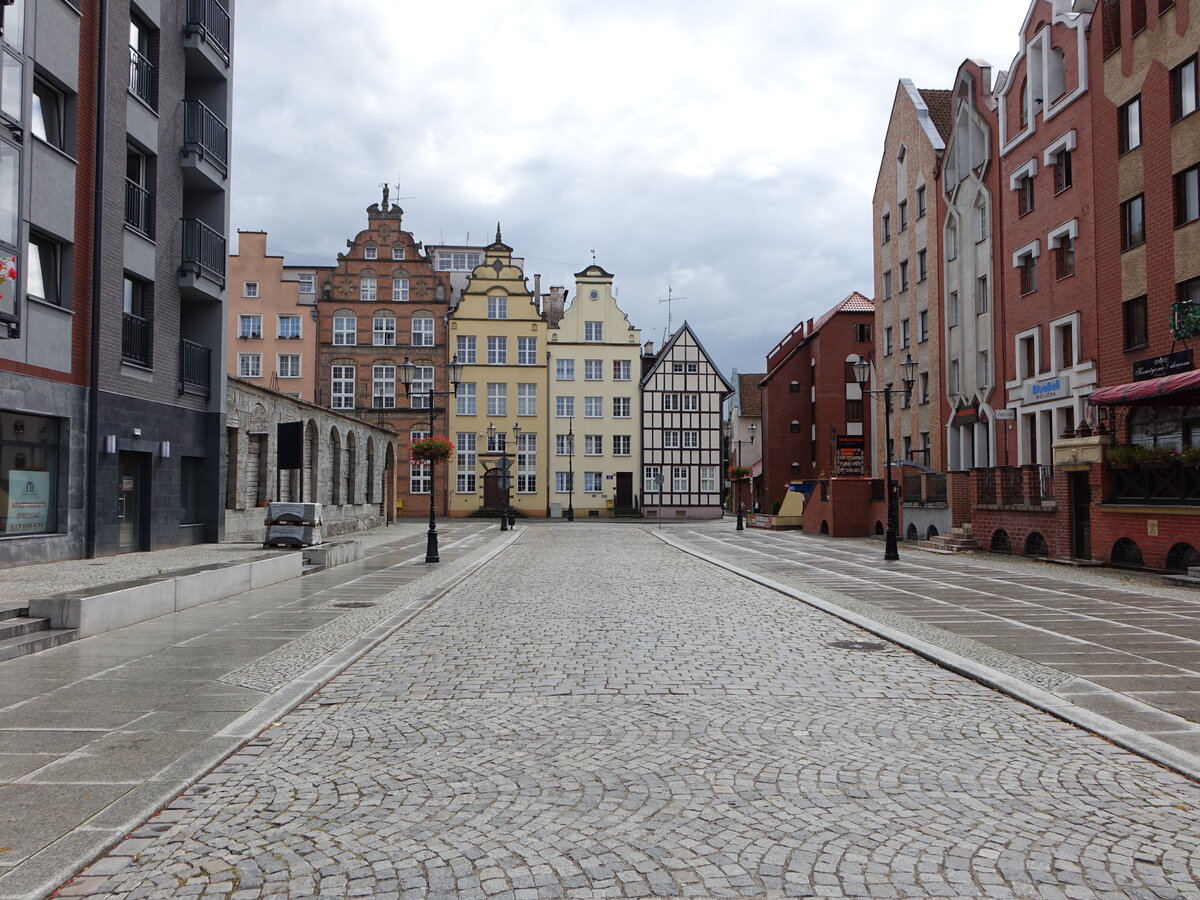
[316,199,454,517]
[758,294,875,516]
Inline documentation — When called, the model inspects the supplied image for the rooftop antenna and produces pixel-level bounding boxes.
[659,284,688,343]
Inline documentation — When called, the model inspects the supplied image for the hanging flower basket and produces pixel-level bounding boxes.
[727,465,752,480]
[409,436,454,463]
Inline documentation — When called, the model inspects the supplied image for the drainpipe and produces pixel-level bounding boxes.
[85,0,109,558]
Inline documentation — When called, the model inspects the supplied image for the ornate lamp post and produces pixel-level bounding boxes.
[853,352,917,561]
[566,417,575,522]
[723,420,757,530]
[486,422,521,530]
[400,354,464,563]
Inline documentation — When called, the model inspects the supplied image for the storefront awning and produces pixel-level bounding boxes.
[750,460,763,478]
[1088,368,1200,405]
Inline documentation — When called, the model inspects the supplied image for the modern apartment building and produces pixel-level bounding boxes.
[546,264,642,517]
[0,0,234,564]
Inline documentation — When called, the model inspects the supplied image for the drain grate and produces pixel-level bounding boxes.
[827,640,888,652]
[331,601,376,609]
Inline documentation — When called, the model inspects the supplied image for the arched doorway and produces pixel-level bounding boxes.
[384,441,396,522]
[483,467,506,510]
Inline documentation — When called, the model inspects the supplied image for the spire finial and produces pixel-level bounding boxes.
[495,222,502,243]
[380,182,389,210]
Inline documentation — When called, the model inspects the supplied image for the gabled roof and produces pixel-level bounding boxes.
[641,321,735,396]
[762,292,875,384]
[737,373,765,417]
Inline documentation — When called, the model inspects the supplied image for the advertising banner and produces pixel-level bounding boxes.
[835,435,864,476]
[6,470,50,534]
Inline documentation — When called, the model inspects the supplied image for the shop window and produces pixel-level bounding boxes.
[0,411,59,536]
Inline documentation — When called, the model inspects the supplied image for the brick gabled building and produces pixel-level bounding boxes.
[758,294,875,513]
[316,199,453,516]
[873,80,952,479]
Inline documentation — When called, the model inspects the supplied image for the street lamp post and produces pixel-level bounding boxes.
[853,353,917,561]
[566,417,575,522]
[486,422,521,530]
[723,420,757,531]
[400,354,464,564]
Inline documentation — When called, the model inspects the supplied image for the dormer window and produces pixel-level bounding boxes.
[364,243,378,260]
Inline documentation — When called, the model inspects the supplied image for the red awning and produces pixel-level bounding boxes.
[1088,368,1200,405]
[750,460,763,478]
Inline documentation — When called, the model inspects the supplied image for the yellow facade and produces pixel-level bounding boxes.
[547,266,643,517]
[447,237,548,517]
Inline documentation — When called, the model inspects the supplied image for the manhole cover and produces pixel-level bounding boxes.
[827,640,888,652]
[331,601,376,609]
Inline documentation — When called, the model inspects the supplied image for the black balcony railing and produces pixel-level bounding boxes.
[124,180,153,237]
[186,0,231,63]
[122,313,151,366]
[128,47,155,106]
[183,100,228,174]
[1109,465,1200,505]
[180,339,211,396]
[181,218,226,282]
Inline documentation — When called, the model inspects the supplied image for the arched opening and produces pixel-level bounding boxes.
[926,525,939,540]
[248,403,270,506]
[1024,531,1048,557]
[1165,543,1200,574]
[874,520,885,535]
[365,437,376,506]
[384,441,396,522]
[345,432,357,505]
[991,529,1011,553]
[304,420,319,504]
[329,427,342,505]
[820,520,830,535]
[906,523,919,541]
[1111,537,1145,569]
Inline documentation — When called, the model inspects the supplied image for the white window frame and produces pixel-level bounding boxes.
[456,382,477,416]
[584,434,603,456]
[584,321,603,342]
[583,472,603,493]
[373,315,396,346]
[556,359,575,381]
[556,396,575,418]
[699,466,717,492]
[238,353,261,378]
[333,316,357,346]
[613,435,631,456]
[277,354,301,378]
[517,383,537,416]
[487,336,507,365]
[411,314,434,347]
[613,359,631,381]
[682,394,700,412]
[584,359,603,381]
[644,466,662,493]
[456,432,477,493]
[372,364,396,408]
[671,466,688,492]
[360,274,377,302]
[243,281,259,298]
[613,397,631,418]
[488,295,508,319]
[457,335,477,364]
[584,396,603,418]
[664,431,681,449]
[683,431,700,449]
[517,433,537,493]
[487,382,508,417]
[392,276,409,302]
[238,314,262,339]
[331,365,355,408]
[277,315,301,339]
[517,336,536,365]
[297,274,315,294]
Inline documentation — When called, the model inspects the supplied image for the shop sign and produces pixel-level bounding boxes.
[5,470,50,534]
[994,408,1016,420]
[835,435,864,476]
[952,403,979,426]
[1024,375,1070,405]
[1132,350,1193,381]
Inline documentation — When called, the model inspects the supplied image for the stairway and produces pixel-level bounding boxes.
[917,523,981,554]
[0,606,80,662]
[1164,565,1200,589]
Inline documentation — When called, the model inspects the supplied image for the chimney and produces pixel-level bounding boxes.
[533,274,542,313]
[642,340,655,357]
[545,286,567,327]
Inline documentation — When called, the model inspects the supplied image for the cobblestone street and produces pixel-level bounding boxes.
[60,526,1200,899]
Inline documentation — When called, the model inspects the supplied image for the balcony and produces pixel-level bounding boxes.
[184,0,231,77]
[180,339,211,397]
[121,313,151,367]
[124,180,153,238]
[181,100,228,188]
[1107,464,1200,505]
[179,218,226,300]
[973,465,1056,510]
[128,47,155,108]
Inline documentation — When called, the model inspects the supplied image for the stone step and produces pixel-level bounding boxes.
[0,626,80,662]
[1188,566,1200,579]
[1164,573,1200,589]
[916,542,954,554]
[0,614,52,641]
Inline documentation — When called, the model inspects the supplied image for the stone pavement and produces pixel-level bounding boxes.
[661,524,1200,774]
[56,525,1200,899]
[0,521,507,900]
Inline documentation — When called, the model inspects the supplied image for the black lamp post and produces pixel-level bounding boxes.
[400,354,464,563]
[853,352,917,561]
[566,417,575,522]
[723,420,757,530]
[486,422,521,530]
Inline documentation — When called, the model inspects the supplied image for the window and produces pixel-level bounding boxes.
[1102,0,1122,56]
[1017,173,1034,215]
[1175,164,1200,226]
[555,471,574,494]
[584,434,603,456]
[683,394,700,411]
[584,359,603,381]
[1175,278,1200,333]
[517,336,536,365]
[487,383,507,416]
[1054,233,1075,279]
[517,383,536,416]
[948,291,960,327]
[663,393,681,411]
[975,199,988,242]
[556,434,575,456]
[411,314,434,346]
[884,326,893,356]
[900,318,910,348]
[488,295,507,319]
[359,274,377,302]
[1054,321,1075,369]
[180,456,201,525]
[916,186,926,219]
[128,16,155,106]
[238,353,261,378]
[946,221,958,260]
[683,431,700,449]
[671,466,689,492]
[238,314,262,339]
[392,276,409,302]
[919,372,930,403]
[410,429,431,494]
[917,249,927,282]
[977,350,990,387]
[883,271,893,300]
[364,243,377,260]
[457,335,476,364]
[918,310,928,342]
[487,336,507,364]
[1019,334,1038,378]
[1172,57,1198,121]
[1133,0,1148,32]
[644,466,662,493]
[949,359,960,394]
[1019,252,1037,295]
[456,382,477,416]
[583,472,603,493]
[1124,296,1148,349]
[278,315,301,339]
[31,77,65,150]
[372,365,396,408]
[1119,97,1142,154]
[975,276,989,314]
[277,354,301,378]
[613,397,631,418]
[436,251,482,271]
[584,396,603,418]
[853,323,872,342]
[613,435,631,456]
[881,211,891,243]
[331,365,355,408]
[664,430,681,448]
[898,200,908,231]
[26,234,61,305]
[584,321,603,342]
[410,366,433,409]
[699,467,717,493]
[392,246,405,261]
[613,359,631,380]
[333,316,356,345]
[899,260,909,292]
[1052,147,1073,193]
[297,274,315,294]
[556,395,575,418]
[556,359,575,381]
[517,433,536,493]
[456,432,477,493]
[373,314,396,346]
[1122,195,1145,249]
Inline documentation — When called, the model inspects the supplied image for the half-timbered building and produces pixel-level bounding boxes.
[640,323,733,519]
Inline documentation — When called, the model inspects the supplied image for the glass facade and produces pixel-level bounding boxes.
[0,410,58,536]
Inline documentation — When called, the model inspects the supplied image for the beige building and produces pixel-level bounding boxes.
[447,231,549,517]
[547,266,643,517]
[226,231,333,403]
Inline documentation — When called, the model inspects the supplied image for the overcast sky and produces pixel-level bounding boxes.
[230,0,1036,378]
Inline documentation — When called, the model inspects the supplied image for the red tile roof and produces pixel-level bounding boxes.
[737,373,764,417]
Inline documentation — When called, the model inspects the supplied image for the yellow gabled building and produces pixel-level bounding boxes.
[447,230,549,517]
[547,265,643,517]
